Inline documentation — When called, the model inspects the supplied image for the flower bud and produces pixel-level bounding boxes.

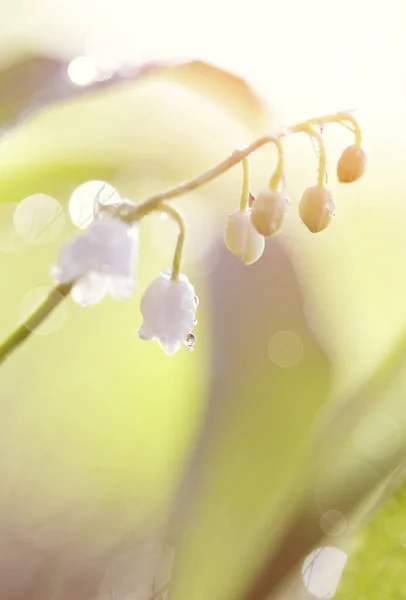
[299,185,335,233]
[250,190,286,237]
[224,209,265,265]
[337,144,367,183]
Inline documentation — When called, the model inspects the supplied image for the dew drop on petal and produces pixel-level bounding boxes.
[184,332,196,351]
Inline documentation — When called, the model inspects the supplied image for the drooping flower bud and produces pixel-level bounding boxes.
[250,190,286,237]
[224,209,265,265]
[337,144,367,183]
[299,185,335,233]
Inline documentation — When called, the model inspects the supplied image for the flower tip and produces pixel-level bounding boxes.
[137,324,154,341]
[160,340,181,356]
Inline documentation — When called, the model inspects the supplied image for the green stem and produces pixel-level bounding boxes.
[163,204,186,281]
[268,137,285,190]
[239,157,251,211]
[131,201,186,280]
[341,112,362,145]
[304,126,327,187]
[128,111,360,215]
[0,283,72,364]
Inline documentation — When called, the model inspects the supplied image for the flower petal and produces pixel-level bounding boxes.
[71,272,108,307]
[107,275,135,300]
[51,233,91,283]
[85,218,138,278]
[137,323,156,341]
[159,338,181,356]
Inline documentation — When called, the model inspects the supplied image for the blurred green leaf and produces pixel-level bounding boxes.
[0,54,269,134]
[167,238,406,600]
[242,329,406,600]
[335,474,406,599]
[169,238,332,600]
[0,56,272,209]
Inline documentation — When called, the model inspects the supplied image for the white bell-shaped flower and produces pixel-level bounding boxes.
[137,269,198,355]
[51,217,138,306]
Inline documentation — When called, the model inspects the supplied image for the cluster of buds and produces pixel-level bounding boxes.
[1,112,367,361]
[224,115,367,266]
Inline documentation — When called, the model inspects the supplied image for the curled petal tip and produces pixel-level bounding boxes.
[161,342,181,356]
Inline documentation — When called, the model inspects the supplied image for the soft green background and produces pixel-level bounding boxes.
[2,2,406,599]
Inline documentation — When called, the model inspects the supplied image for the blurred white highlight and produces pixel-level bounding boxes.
[302,546,347,598]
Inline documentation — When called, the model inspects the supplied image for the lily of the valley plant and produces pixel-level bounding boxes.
[0,111,367,361]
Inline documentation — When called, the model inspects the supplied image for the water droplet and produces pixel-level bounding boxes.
[184,333,196,351]
[194,295,199,307]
